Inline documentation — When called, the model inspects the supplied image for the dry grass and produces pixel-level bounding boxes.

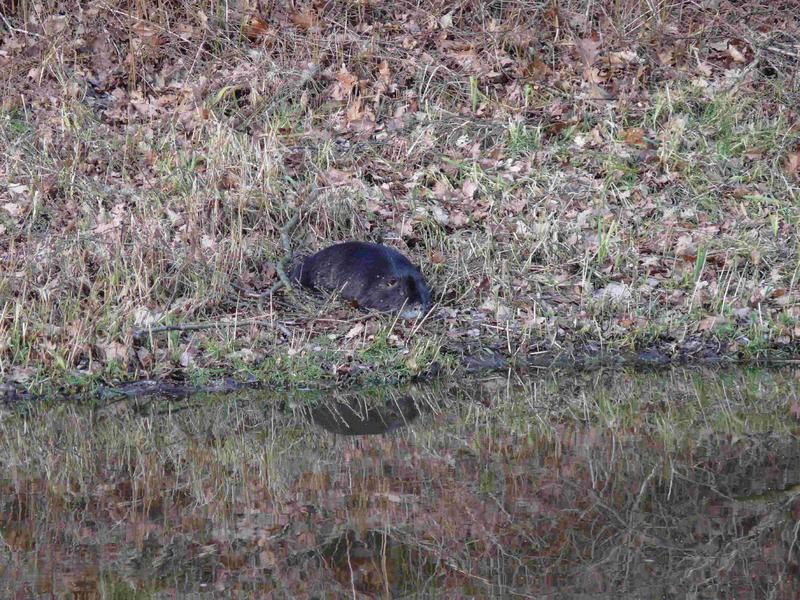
[1,0,799,394]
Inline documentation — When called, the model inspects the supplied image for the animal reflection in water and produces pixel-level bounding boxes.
[305,395,420,436]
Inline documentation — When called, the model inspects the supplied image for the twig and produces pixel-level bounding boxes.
[133,317,291,340]
[268,211,301,296]
[266,185,323,296]
[0,13,43,38]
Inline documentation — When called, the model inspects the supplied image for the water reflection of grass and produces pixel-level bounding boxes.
[0,368,798,596]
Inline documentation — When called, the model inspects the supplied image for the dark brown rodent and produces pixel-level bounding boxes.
[291,241,431,318]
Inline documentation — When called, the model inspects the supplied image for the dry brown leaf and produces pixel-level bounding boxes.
[345,323,365,340]
[432,206,449,225]
[623,128,646,147]
[321,168,353,186]
[450,210,469,228]
[97,341,129,363]
[2,203,24,218]
[397,219,414,239]
[260,550,277,568]
[481,297,511,321]
[576,36,601,67]
[462,179,477,198]
[136,347,153,368]
[675,235,696,260]
[292,8,317,31]
[609,50,638,65]
[698,316,724,331]
[785,152,800,179]
[42,15,68,36]
[132,21,161,49]
[9,367,36,383]
[378,60,391,81]
[594,282,632,304]
[8,183,28,196]
[728,45,746,63]
[243,15,271,41]
[332,66,357,101]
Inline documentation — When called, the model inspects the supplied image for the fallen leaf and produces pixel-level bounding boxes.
[180,348,195,367]
[260,550,277,568]
[397,219,414,238]
[136,347,152,368]
[433,206,449,225]
[785,152,800,179]
[97,341,129,363]
[609,50,638,65]
[292,8,317,31]
[8,183,28,196]
[675,235,696,259]
[9,367,36,383]
[576,36,601,67]
[708,40,730,52]
[345,322,365,340]
[593,282,632,303]
[728,44,746,63]
[332,65,357,101]
[450,210,469,227]
[481,297,511,321]
[243,15,271,41]
[321,168,352,186]
[132,21,161,49]
[2,203,24,217]
[623,127,646,147]
[462,179,478,198]
[696,61,713,76]
[657,48,674,65]
[42,15,68,36]
[698,316,724,331]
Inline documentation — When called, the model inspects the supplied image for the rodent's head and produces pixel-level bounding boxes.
[360,263,431,318]
[357,249,431,319]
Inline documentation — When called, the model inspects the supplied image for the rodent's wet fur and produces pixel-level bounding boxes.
[291,241,431,318]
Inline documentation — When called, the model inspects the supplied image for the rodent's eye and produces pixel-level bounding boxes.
[386,278,398,287]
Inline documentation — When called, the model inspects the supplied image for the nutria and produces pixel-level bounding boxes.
[291,241,431,319]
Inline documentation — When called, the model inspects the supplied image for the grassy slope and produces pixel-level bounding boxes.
[1,1,799,395]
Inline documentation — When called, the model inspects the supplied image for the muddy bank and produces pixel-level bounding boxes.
[2,337,798,405]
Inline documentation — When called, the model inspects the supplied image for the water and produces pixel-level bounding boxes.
[1,368,799,597]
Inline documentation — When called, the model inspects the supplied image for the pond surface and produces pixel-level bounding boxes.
[1,368,799,598]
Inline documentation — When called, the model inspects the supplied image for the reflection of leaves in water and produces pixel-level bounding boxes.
[0,369,799,596]
[317,530,437,596]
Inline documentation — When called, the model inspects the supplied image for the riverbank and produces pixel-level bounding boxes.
[2,1,798,398]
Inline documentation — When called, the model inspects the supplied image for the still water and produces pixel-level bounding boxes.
[1,368,799,598]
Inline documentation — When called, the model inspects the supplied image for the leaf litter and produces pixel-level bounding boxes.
[0,0,799,395]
